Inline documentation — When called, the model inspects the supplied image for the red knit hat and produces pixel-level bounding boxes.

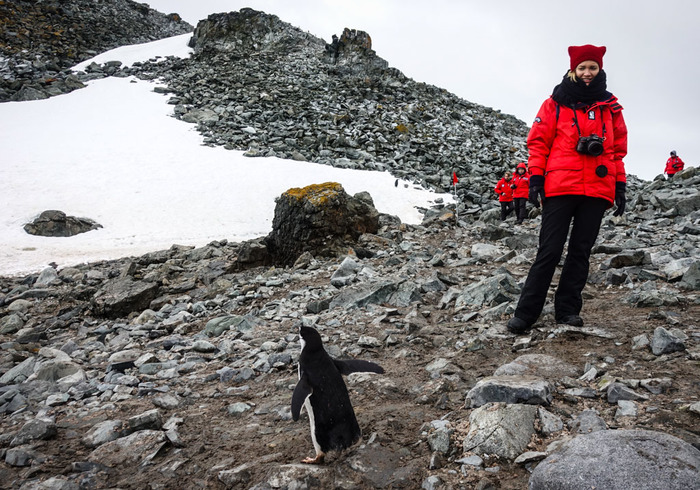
[568,44,606,71]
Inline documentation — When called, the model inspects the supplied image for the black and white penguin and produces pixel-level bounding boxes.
[291,325,384,464]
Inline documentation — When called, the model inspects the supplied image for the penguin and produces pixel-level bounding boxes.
[291,325,384,464]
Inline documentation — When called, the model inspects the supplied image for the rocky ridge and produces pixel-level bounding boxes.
[73,8,530,205]
[1,170,699,488]
[0,0,192,102]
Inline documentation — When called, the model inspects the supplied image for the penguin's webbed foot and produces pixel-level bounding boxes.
[301,453,325,464]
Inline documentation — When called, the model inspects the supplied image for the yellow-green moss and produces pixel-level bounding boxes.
[283,182,343,206]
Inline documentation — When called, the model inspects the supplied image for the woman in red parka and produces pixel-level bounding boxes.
[507,44,627,334]
[494,171,515,221]
[665,150,684,179]
[511,162,529,224]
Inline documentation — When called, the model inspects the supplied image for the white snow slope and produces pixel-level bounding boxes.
[0,34,452,277]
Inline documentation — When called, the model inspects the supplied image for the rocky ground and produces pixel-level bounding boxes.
[2,4,700,489]
[1,170,699,489]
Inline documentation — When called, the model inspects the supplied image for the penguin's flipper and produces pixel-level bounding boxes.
[334,359,384,375]
[291,376,313,421]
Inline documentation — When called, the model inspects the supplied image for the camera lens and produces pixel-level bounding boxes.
[587,140,604,156]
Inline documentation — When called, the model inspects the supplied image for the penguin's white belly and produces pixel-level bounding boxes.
[304,396,321,455]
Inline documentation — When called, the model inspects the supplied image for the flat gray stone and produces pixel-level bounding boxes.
[126,409,162,432]
[88,430,166,467]
[82,420,124,448]
[465,375,552,408]
[570,409,607,434]
[454,273,519,309]
[615,400,638,419]
[607,382,649,403]
[514,451,547,465]
[494,354,578,380]
[463,403,537,460]
[529,429,700,490]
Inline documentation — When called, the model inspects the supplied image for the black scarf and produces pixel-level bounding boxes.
[551,69,612,109]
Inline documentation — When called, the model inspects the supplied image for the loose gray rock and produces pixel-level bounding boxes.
[82,420,124,448]
[615,400,638,419]
[454,273,520,309]
[680,261,700,290]
[88,430,166,468]
[0,313,25,334]
[463,403,538,460]
[607,382,649,403]
[91,277,160,318]
[465,376,552,408]
[529,429,700,490]
[538,407,564,436]
[330,256,362,287]
[570,409,608,434]
[494,354,579,380]
[10,418,57,447]
[650,326,686,355]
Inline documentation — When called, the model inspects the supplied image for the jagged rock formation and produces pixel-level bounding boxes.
[0,0,192,101]
[116,8,529,203]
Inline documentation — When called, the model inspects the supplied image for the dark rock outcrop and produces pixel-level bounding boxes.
[24,210,102,237]
[119,8,529,202]
[0,0,192,102]
[264,182,379,265]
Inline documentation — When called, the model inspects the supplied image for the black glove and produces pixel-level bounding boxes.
[510,184,517,189]
[612,182,626,217]
[528,175,545,207]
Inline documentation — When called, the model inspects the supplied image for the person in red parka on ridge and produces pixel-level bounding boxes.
[494,171,515,221]
[665,150,684,179]
[507,44,627,335]
[511,162,530,224]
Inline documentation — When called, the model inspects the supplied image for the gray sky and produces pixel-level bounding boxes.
[146,0,699,180]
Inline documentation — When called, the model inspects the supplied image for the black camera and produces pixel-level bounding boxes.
[576,134,605,156]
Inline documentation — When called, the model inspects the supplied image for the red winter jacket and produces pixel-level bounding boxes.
[494,177,515,202]
[511,163,529,199]
[527,95,627,205]
[665,156,684,174]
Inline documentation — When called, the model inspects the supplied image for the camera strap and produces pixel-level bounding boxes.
[571,106,606,139]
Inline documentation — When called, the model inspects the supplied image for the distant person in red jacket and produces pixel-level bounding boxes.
[507,44,628,335]
[665,150,684,179]
[494,172,515,221]
[511,162,529,224]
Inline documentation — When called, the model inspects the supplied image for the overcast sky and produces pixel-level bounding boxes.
[145,0,699,180]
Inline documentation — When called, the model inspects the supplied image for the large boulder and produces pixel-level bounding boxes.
[264,183,379,265]
[24,210,102,237]
[529,429,700,490]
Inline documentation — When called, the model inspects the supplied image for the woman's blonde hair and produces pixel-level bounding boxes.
[567,70,577,82]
